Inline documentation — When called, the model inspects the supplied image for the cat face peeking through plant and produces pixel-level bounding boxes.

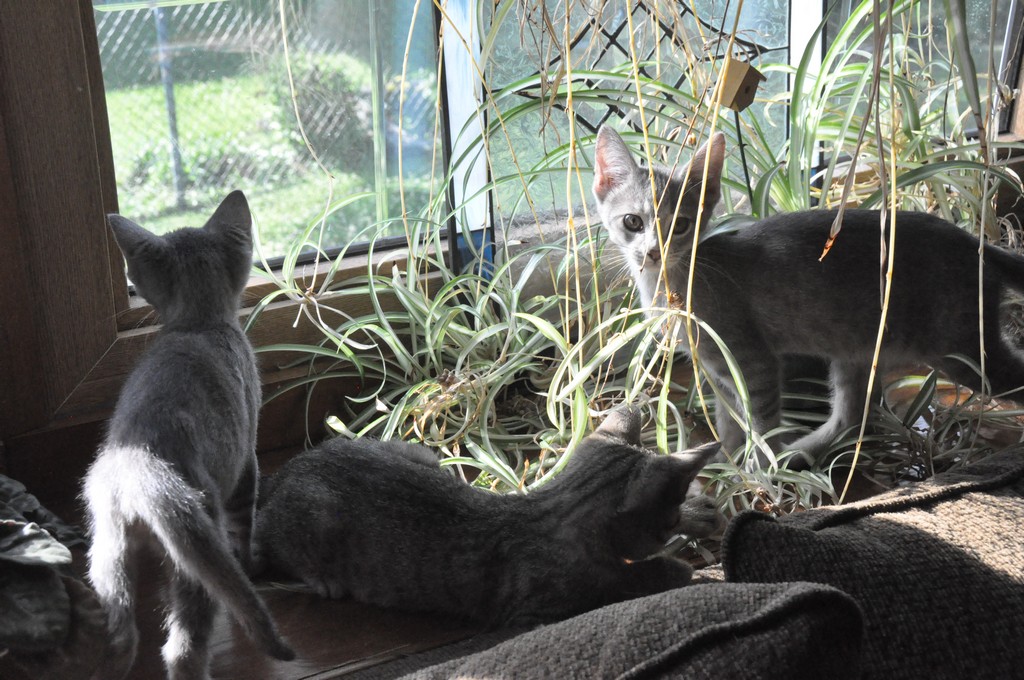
[593,125,1024,467]
[593,126,725,310]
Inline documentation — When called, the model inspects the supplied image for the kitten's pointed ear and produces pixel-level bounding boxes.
[616,454,690,522]
[593,126,638,201]
[108,214,165,260]
[204,190,253,247]
[594,406,643,445]
[669,441,721,478]
[617,443,718,518]
[681,132,725,208]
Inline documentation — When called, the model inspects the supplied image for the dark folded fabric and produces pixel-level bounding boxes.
[724,448,1024,680]
[401,581,863,679]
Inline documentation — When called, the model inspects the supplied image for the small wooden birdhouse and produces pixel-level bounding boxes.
[719,55,766,112]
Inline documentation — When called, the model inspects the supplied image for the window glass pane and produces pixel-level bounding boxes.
[94,0,443,258]
[481,0,789,227]
[824,0,1019,135]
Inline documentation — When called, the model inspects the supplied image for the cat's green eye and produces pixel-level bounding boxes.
[622,214,644,233]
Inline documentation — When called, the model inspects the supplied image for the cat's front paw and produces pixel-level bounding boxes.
[783,430,842,469]
[675,495,726,539]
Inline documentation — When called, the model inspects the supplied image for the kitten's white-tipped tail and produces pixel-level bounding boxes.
[84,462,139,680]
[85,447,295,666]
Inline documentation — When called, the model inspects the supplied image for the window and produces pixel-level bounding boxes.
[479,1,790,227]
[2,0,1023,504]
[475,0,1024,227]
[0,1,476,503]
[93,0,444,258]
[824,0,1024,135]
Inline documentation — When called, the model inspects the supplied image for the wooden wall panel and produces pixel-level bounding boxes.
[0,106,46,435]
[79,0,128,312]
[0,2,117,434]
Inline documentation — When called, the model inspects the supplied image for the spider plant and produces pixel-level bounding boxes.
[766,0,1021,221]
[252,0,1024,518]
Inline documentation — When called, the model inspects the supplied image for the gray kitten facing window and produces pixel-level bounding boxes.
[82,192,294,680]
[593,126,1024,465]
[253,408,722,627]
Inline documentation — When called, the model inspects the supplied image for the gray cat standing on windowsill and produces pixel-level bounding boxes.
[252,408,724,627]
[82,191,294,680]
[592,126,1024,466]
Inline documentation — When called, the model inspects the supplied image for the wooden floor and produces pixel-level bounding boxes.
[163,586,476,678]
[100,549,479,680]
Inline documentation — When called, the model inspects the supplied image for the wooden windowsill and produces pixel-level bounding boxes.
[55,242,440,427]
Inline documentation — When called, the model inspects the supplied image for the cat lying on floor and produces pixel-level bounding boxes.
[253,408,722,627]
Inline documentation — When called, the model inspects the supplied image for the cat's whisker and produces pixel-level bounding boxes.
[133,308,159,330]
